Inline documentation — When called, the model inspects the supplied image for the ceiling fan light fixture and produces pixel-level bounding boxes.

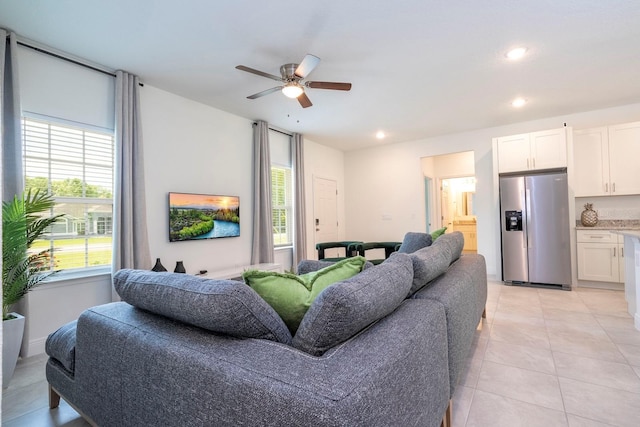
[282,83,304,98]
[506,47,527,60]
[511,97,527,108]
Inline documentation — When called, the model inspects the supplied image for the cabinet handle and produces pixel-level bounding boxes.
[605,183,608,193]
[613,182,616,193]
[621,247,624,257]
[527,158,529,169]
[589,235,604,239]
[533,158,536,169]
[613,247,616,257]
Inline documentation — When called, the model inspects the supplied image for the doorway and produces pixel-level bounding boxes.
[313,176,339,259]
[440,176,477,253]
[421,151,478,254]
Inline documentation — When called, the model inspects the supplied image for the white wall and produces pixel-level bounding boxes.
[142,85,255,274]
[303,139,346,260]
[344,102,640,278]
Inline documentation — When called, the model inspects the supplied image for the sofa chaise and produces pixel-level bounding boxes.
[45,231,487,427]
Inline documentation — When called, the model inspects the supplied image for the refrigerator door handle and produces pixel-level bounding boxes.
[525,188,532,248]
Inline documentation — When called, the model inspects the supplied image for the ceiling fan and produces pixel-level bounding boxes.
[235,54,352,108]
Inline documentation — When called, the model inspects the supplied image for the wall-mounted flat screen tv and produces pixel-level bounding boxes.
[169,192,240,242]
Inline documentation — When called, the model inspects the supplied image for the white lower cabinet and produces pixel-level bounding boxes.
[576,230,624,283]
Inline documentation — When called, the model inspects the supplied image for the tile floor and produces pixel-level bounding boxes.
[2,280,640,426]
[454,281,640,427]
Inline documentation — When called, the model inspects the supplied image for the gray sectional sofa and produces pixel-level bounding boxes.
[46,231,486,427]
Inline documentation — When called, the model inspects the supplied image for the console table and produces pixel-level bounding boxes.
[202,263,282,280]
[612,230,640,331]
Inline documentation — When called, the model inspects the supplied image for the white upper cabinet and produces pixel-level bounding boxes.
[608,122,640,196]
[497,128,567,173]
[496,133,530,173]
[573,121,640,196]
[573,127,609,196]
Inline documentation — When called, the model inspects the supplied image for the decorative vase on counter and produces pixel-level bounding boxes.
[581,203,598,227]
[174,261,186,273]
[151,258,167,272]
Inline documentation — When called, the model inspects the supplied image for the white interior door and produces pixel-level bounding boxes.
[313,177,339,259]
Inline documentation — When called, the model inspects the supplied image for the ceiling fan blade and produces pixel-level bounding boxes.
[297,92,313,108]
[294,54,320,78]
[306,81,352,91]
[236,65,282,82]
[247,86,283,99]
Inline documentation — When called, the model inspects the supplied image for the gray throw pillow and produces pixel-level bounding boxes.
[408,243,452,295]
[292,252,414,356]
[397,232,433,253]
[113,269,292,344]
[432,231,464,264]
[296,259,374,275]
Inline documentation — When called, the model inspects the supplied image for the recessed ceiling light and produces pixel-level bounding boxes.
[511,97,527,108]
[506,47,527,60]
[375,130,386,139]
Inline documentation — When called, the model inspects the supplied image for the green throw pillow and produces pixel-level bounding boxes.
[431,227,447,240]
[243,256,367,334]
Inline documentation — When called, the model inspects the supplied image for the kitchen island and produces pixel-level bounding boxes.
[612,230,640,331]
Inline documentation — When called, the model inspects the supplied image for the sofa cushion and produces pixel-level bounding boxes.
[397,232,433,254]
[296,259,340,275]
[113,269,293,344]
[433,231,464,264]
[408,243,452,295]
[293,252,414,356]
[296,259,374,275]
[243,257,367,334]
[45,319,77,373]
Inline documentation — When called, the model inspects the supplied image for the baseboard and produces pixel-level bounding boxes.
[576,280,624,291]
[24,336,47,358]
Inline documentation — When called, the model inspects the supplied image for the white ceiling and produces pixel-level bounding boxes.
[2,1,640,151]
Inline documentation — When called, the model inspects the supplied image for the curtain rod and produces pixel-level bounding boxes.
[17,40,116,78]
[252,122,293,137]
[11,37,144,86]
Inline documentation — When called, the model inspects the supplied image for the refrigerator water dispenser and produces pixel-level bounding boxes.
[504,210,522,231]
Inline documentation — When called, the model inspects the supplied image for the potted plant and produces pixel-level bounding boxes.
[2,189,64,388]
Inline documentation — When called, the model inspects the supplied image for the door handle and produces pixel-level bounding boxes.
[525,188,532,248]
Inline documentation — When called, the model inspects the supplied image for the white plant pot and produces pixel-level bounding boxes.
[2,312,26,388]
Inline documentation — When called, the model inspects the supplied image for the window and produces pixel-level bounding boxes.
[22,116,114,271]
[271,166,292,246]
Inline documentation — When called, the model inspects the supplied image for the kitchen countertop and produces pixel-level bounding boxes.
[575,219,640,230]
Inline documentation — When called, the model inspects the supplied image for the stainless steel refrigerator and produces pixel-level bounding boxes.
[499,169,572,289]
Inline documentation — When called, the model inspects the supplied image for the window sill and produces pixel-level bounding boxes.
[274,245,293,251]
[43,266,112,283]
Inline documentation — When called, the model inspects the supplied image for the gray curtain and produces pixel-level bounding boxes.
[1,29,24,202]
[292,133,307,266]
[251,121,274,264]
[112,70,151,274]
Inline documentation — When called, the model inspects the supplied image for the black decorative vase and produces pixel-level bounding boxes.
[174,261,186,274]
[151,258,167,272]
